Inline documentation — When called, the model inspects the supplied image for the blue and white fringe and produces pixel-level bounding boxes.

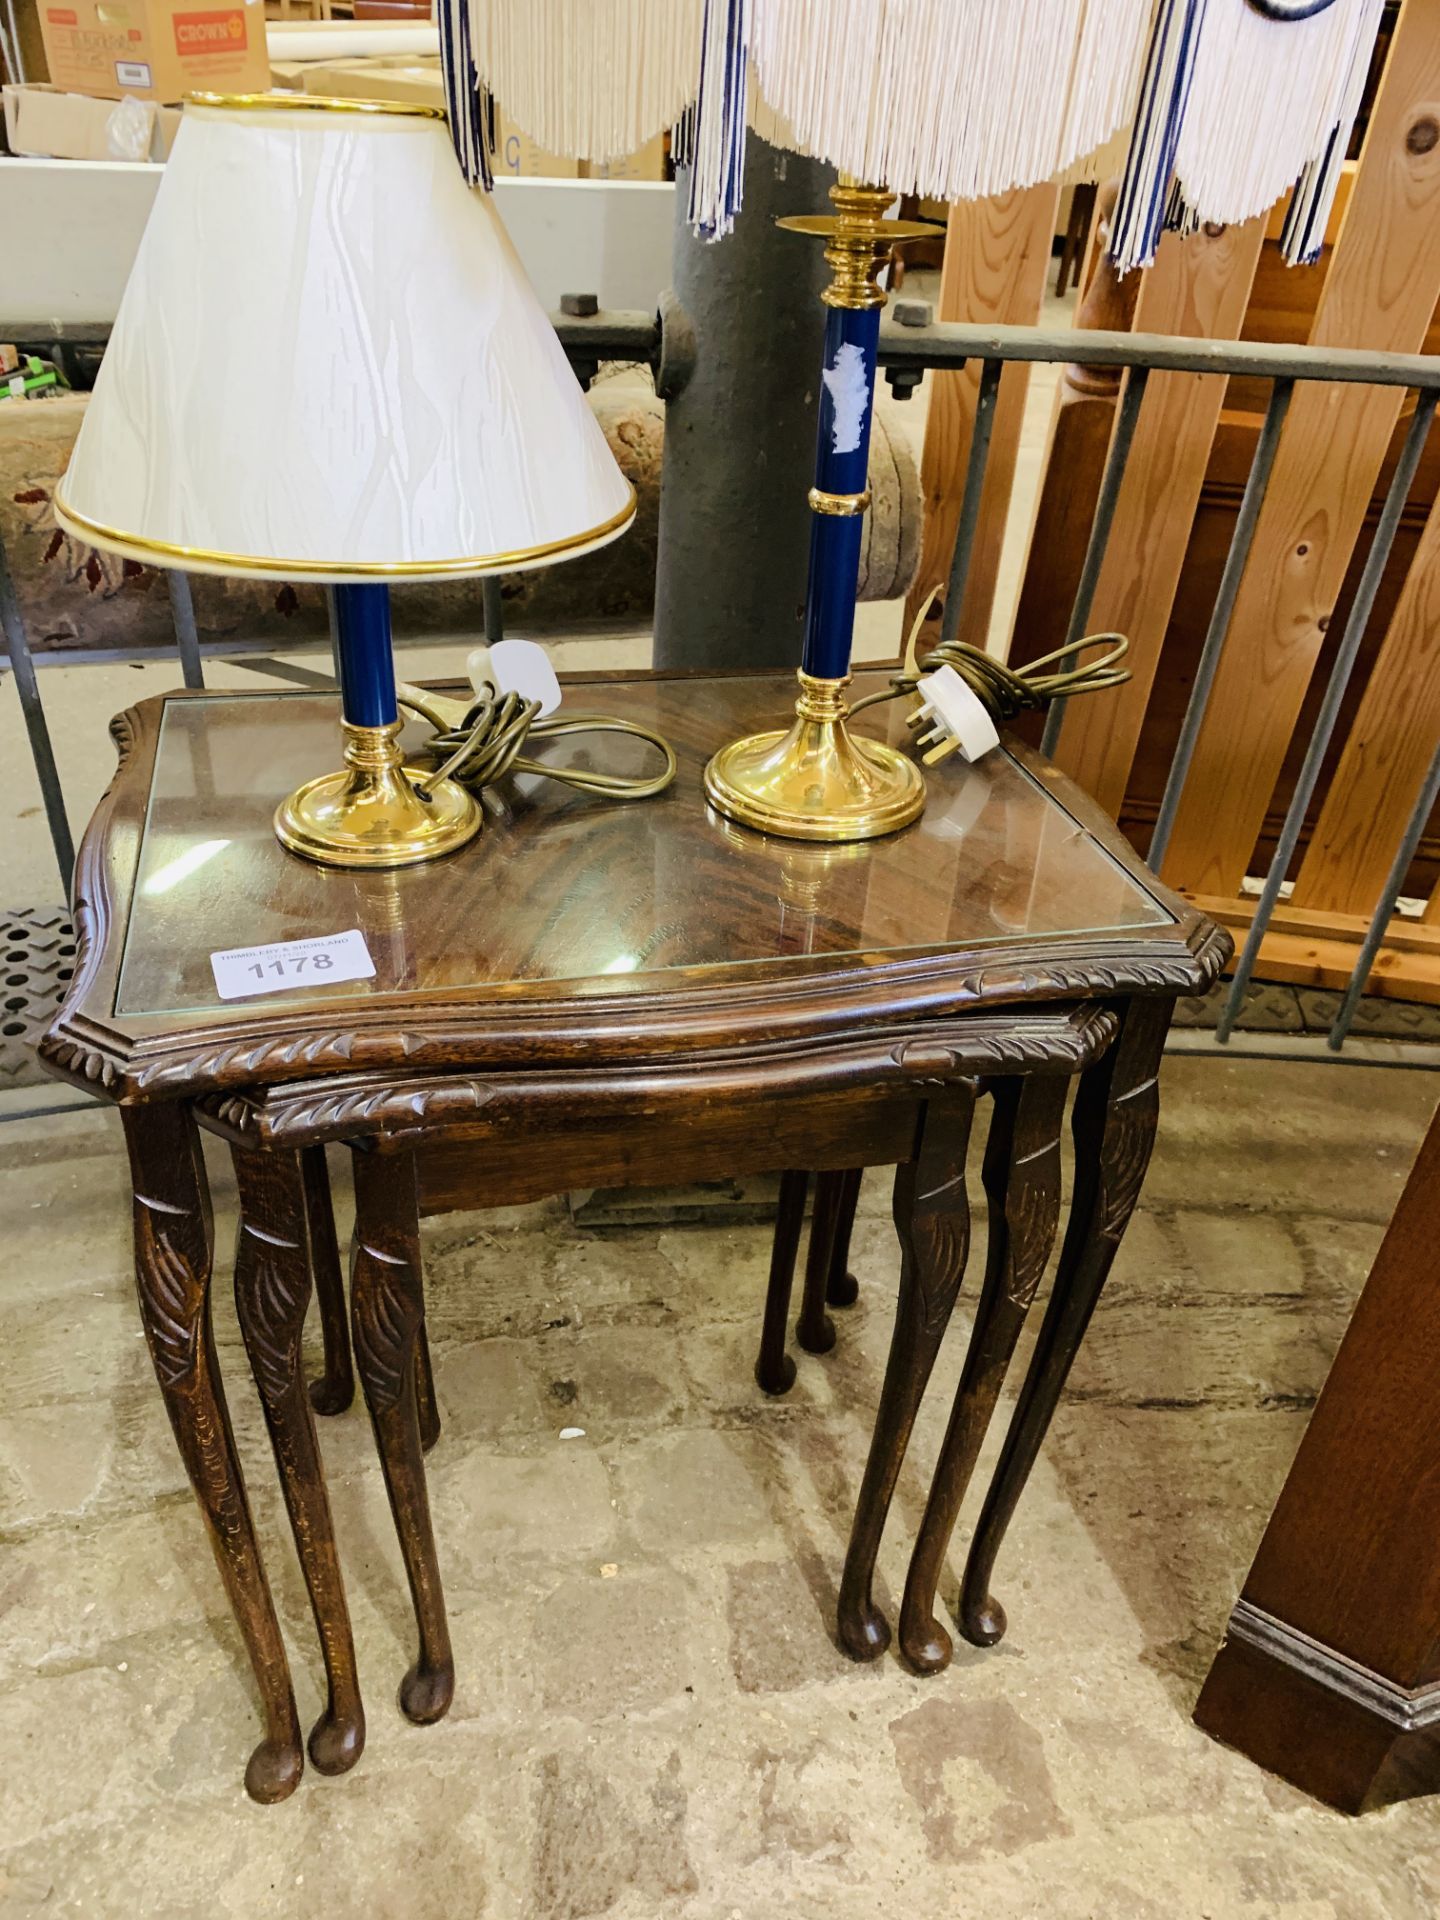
[439,0,493,190]
[1108,0,1207,273]
[685,0,749,242]
[1279,123,1344,266]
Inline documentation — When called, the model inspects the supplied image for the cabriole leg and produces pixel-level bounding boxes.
[122,1105,303,1804]
[350,1146,454,1725]
[797,1168,846,1354]
[960,998,1170,1647]
[757,1169,810,1395]
[301,1144,353,1416]
[232,1145,366,1776]
[837,1090,976,1661]
[899,1073,1067,1674]
[826,1166,863,1308]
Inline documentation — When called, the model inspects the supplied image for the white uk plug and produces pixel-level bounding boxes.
[906,663,1001,765]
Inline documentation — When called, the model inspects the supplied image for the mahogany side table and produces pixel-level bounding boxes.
[39,669,1227,1802]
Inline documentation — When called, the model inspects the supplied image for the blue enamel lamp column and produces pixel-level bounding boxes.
[274,583,481,868]
[703,183,929,842]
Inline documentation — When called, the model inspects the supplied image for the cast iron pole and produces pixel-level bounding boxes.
[653,133,835,670]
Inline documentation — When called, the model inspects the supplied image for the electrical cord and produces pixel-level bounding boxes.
[397,684,678,803]
[394,585,1125,813]
[849,586,1130,728]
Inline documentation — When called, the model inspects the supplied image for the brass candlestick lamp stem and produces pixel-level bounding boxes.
[704,183,931,842]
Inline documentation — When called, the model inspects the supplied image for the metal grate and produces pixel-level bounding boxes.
[1173,977,1440,1046]
[0,908,76,1089]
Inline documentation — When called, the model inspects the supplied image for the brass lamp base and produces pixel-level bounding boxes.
[274,719,482,869]
[703,672,925,843]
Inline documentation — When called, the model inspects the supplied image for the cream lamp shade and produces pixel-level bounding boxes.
[54,93,635,582]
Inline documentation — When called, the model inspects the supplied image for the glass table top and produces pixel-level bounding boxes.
[113,680,1171,1019]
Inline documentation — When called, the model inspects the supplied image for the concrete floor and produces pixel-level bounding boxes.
[2,1056,1439,1916]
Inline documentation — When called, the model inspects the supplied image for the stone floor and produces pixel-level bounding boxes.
[1,1055,1439,1916]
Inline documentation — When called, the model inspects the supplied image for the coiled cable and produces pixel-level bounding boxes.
[397,684,677,803]
[849,586,1130,727]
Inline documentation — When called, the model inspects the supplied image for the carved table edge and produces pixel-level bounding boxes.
[38,928,1223,1110]
[192,1005,1123,1148]
[36,685,1229,1109]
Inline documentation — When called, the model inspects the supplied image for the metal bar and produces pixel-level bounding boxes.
[1217,387,1439,1045]
[937,357,996,648]
[0,1098,109,1126]
[1166,1027,1440,1071]
[483,577,505,646]
[1148,378,1295,873]
[1040,364,1150,758]
[235,657,337,691]
[0,522,75,896]
[875,319,1440,388]
[166,571,204,689]
[3,621,592,673]
[15,310,1440,391]
[1327,737,1440,1052]
[325,587,342,685]
[654,133,834,671]
[552,310,662,364]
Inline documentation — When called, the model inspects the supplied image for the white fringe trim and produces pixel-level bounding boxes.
[748,0,1150,206]
[1175,0,1384,229]
[686,0,751,239]
[451,0,1384,270]
[467,0,703,164]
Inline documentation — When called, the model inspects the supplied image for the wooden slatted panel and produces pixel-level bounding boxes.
[1051,216,1268,814]
[1188,899,1440,1001]
[1006,199,1145,675]
[1157,0,1440,895]
[904,183,1060,648]
[1293,486,1440,913]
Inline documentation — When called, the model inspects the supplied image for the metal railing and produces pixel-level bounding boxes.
[5,310,1439,1057]
[911,322,1440,1055]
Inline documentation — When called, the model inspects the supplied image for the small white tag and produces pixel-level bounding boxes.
[7,376,23,398]
[115,60,152,85]
[210,929,375,1002]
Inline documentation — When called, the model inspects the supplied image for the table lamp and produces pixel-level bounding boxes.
[54,91,635,869]
[703,182,931,843]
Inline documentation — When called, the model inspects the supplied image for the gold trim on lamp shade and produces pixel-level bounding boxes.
[51,488,637,582]
[186,90,448,120]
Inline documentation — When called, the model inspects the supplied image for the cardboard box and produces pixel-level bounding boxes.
[580,134,667,183]
[297,62,581,177]
[490,106,578,180]
[299,56,445,110]
[38,0,269,103]
[3,81,181,157]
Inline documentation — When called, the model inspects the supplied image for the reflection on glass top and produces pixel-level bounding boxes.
[114,681,1170,1018]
